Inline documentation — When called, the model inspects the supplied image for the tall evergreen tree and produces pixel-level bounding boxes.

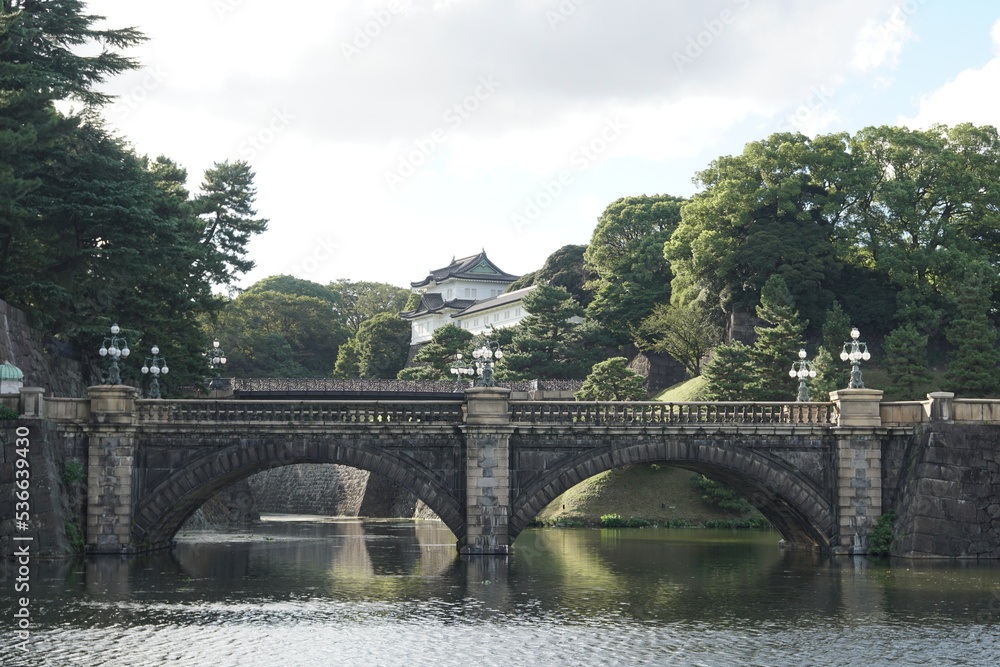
[883,324,932,398]
[502,284,596,380]
[398,323,472,381]
[750,275,808,400]
[702,341,757,401]
[584,194,684,344]
[943,265,1000,397]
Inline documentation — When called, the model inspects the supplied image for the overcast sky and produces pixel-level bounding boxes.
[85,0,1000,289]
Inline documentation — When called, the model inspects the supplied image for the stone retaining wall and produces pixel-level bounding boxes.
[0,298,88,397]
[890,423,1000,558]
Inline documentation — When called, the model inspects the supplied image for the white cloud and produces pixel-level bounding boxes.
[81,0,912,287]
[851,6,915,71]
[900,18,1000,130]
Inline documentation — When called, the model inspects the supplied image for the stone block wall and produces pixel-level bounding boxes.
[183,479,260,528]
[890,424,1000,558]
[245,464,369,516]
[0,298,88,397]
[0,420,87,558]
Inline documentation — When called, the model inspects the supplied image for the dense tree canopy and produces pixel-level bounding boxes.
[506,244,593,306]
[665,133,849,330]
[329,279,411,335]
[584,194,684,344]
[355,311,411,379]
[216,280,349,378]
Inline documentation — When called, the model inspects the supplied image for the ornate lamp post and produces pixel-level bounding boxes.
[840,327,871,389]
[450,335,504,387]
[140,346,169,399]
[98,323,131,385]
[788,348,817,402]
[206,338,227,389]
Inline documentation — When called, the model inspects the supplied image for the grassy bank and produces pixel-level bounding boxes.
[533,464,767,528]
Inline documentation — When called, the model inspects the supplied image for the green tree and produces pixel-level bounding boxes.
[507,245,593,306]
[246,275,342,307]
[0,0,143,276]
[332,337,361,378]
[224,331,307,378]
[637,301,722,377]
[883,324,932,398]
[750,275,808,401]
[194,160,269,286]
[943,265,1000,397]
[397,323,472,380]
[808,347,840,400]
[665,132,850,328]
[329,280,411,335]
[574,357,647,401]
[217,286,349,377]
[584,195,684,343]
[355,312,411,379]
[821,301,852,356]
[701,341,756,401]
[502,285,595,380]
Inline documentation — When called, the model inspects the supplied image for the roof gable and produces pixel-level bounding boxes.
[411,251,519,288]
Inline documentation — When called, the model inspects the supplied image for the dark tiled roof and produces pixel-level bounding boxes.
[400,293,477,319]
[452,285,535,317]
[411,251,520,288]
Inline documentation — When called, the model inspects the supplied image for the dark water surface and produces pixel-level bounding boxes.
[3,517,999,666]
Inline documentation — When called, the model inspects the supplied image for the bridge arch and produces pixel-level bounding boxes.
[132,436,465,550]
[509,438,837,550]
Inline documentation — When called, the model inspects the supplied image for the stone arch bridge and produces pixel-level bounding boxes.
[32,385,992,556]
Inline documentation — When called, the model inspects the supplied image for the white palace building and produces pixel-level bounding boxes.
[400,251,535,345]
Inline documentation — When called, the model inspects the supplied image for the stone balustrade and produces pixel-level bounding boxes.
[134,399,466,424]
[510,400,835,426]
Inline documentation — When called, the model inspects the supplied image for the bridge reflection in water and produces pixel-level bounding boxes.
[17,518,995,666]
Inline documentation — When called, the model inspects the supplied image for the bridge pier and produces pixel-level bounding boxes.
[831,388,884,555]
[85,385,141,554]
[460,387,513,555]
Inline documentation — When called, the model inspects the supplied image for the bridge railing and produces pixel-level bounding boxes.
[509,401,835,425]
[135,399,465,425]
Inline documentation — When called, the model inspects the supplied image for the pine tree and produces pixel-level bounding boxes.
[398,324,472,380]
[702,341,757,401]
[883,324,931,398]
[943,266,1000,397]
[750,275,808,400]
[817,302,852,391]
[808,346,840,400]
[502,284,596,380]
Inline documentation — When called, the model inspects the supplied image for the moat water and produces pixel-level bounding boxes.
[3,517,999,666]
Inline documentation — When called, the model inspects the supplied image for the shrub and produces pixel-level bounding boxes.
[62,460,85,485]
[867,509,897,557]
[624,517,651,528]
[600,513,626,527]
[65,522,85,554]
[0,404,20,420]
[692,474,752,513]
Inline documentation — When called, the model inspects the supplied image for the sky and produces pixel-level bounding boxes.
[83,0,1000,290]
